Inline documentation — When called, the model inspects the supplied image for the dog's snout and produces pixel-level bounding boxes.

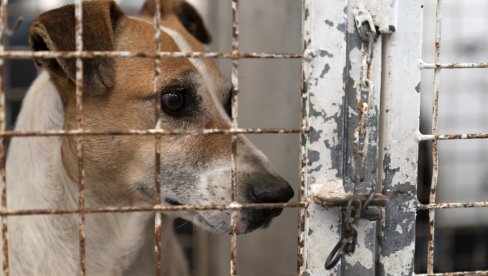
[249,175,294,204]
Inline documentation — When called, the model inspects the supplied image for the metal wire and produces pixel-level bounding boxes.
[152,0,163,274]
[73,1,87,275]
[416,271,488,276]
[0,1,8,275]
[0,50,304,59]
[426,0,443,273]
[0,202,308,217]
[230,0,240,275]
[421,62,488,69]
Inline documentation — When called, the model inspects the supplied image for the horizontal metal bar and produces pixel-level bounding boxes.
[421,62,488,69]
[0,202,308,216]
[416,132,488,141]
[314,192,388,207]
[0,127,308,138]
[418,201,488,210]
[416,270,488,276]
[0,50,304,59]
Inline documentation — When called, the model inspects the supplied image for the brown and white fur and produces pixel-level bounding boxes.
[4,1,293,275]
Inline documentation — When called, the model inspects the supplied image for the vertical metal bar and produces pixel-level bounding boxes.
[427,0,442,273]
[377,0,423,275]
[303,0,348,274]
[74,1,86,275]
[0,1,8,275]
[230,0,239,274]
[152,0,163,275]
[297,0,308,274]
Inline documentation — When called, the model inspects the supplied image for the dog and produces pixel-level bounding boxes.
[4,0,294,275]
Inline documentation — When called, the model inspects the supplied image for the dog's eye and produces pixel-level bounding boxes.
[161,87,185,115]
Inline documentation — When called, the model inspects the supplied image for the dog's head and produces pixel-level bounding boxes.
[28,0,294,234]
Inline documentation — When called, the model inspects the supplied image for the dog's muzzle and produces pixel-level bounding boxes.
[241,174,294,233]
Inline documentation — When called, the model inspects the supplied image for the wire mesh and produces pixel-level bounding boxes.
[419,0,488,274]
[0,1,309,275]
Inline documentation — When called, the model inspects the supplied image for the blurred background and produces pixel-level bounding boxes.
[417,0,488,273]
[3,0,487,275]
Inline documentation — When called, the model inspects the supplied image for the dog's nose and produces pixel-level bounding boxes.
[250,175,294,204]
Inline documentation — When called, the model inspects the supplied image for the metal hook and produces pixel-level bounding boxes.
[324,236,347,269]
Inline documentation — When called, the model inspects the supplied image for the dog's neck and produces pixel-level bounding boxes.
[5,72,181,275]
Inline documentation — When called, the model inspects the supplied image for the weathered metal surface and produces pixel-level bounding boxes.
[0,1,8,275]
[302,0,348,274]
[377,0,398,33]
[377,0,423,275]
[342,1,383,273]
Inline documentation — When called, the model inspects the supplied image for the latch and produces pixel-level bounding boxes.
[352,0,399,35]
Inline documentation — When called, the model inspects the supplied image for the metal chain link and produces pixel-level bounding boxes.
[325,6,378,270]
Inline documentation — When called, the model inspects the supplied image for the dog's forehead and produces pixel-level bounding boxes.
[117,15,227,102]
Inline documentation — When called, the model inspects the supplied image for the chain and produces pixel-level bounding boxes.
[325,6,378,270]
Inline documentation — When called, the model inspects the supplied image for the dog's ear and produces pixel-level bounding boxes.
[29,1,125,95]
[139,0,211,44]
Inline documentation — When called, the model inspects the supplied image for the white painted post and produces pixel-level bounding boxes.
[302,0,348,274]
[378,0,423,275]
[303,0,422,275]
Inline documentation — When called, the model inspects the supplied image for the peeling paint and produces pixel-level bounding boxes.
[320,64,331,78]
[308,149,321,166]
[309,127,323,144]
[319,50,334,58]
[377,0,422,275]
[337,22,347,33]
[303,0,348,274]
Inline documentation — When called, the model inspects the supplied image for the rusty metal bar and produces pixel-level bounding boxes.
[427,0,443,273]
[0,202,307,216]
[0,127,307,138]
[0,50,303,59]
[416,271,488,276]
[421,62,488,69]
[230,0,239,275]
[419,202,488,210]
[74,1,86,275]
[152,0,163,274]
[0,0,8,274]
[417,132,488,141]
[297,0,309,273]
